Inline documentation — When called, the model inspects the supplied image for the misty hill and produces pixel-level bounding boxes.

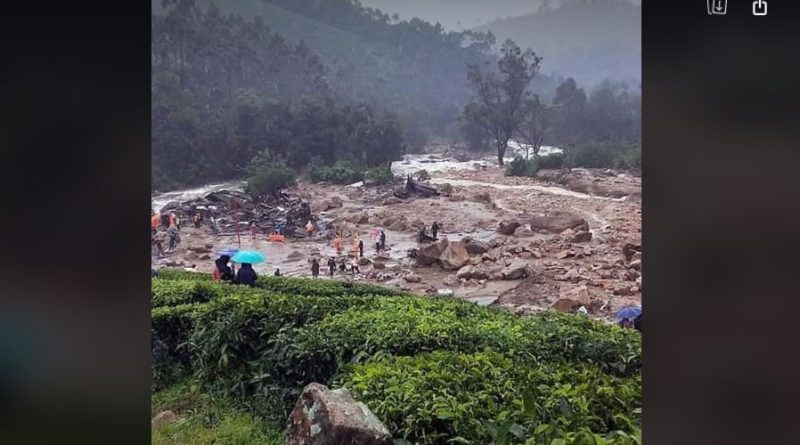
[474,0,641,87]
[359,0,544,30]
[153,0,499,144]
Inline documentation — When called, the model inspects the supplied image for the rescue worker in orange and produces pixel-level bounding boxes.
[332,234,344,254]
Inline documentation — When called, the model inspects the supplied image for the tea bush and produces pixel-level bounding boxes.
[154,271,409,298]
[187,292,382,396]
[271,298,640,390]
[152,303,208,389]
[151,277,642,443]
[338,351,641,445]
[152,279,230,307]
[155,269,213,282]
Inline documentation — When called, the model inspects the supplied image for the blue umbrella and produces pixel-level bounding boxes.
[616,306,641,321]
[231,250,266,264]
[217,247,240,257]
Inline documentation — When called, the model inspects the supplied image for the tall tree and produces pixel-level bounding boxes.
[552,78,587,146]
[464,39,541,165]
[518,95,553,159]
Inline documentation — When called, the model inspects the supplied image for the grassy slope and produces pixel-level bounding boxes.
[152,380,283,445]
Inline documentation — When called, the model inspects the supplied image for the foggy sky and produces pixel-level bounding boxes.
[359,0,544,30]
[360,0,641,31]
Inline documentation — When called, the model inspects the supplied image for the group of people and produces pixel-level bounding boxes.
[310,256,363,278]
[417,222,440,243]
[151,211,182,258]
[211,254,259,286]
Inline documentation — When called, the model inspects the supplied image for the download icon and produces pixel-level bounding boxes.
[707,0,727,15]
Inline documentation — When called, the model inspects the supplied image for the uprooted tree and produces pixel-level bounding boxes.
[464,39,542,166]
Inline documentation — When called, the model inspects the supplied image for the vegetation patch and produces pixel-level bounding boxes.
[151,277,641,444]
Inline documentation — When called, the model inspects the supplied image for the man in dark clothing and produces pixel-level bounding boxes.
[339,259,347,272]
[236,263,258,286]
[274,268,281,277]
[379,230,386,251]
[633,314,641,332]
[327,258,336,277]
[167,225,180,252]
[215,255,235,283]
[431,222,439,239]
[311,259,320,278]
[358,239,364,257]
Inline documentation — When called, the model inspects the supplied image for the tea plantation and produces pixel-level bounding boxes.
[151,270,641,445]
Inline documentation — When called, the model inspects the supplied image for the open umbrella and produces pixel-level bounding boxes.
[231,250,266,264]
[616,306,641,321]
[217,247,240,257]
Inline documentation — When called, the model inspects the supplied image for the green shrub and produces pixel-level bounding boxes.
[187,291,382,398]
[563,142,641,170]
[271,300,640,390]
[505,156,540,177]
[152,303,207,389]
[364,164,395,185]
[152,279,230,307]
[537,152,565,169]
[521,311,642,377]
[154,271,409,299]
[244,150,296,201]
[155,269,213,282]
[152,380,283,445]
[338,351,641,445]
[308,160,364,184]
[150,277,642,444]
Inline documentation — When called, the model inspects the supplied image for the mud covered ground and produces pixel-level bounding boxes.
[153,154,641,322]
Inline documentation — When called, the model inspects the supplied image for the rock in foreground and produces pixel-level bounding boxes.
[286,383,392,445]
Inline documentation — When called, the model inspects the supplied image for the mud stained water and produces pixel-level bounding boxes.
[153,154,640,322]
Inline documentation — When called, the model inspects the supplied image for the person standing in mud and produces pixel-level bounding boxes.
[167,224,180,252]
[327,258,336,277]
[250,222,258,240]
[358,238,364,257]
[152,230,165,257]
[311,259,320,278]
[432,222,439,239]
[379,230,386,251]
[350,257,360,275]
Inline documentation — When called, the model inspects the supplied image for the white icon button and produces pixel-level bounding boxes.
[753,0,767,16]
[708,0,727,15]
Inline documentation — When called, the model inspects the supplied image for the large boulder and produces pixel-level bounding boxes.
[529,211,589,233]
[440,241,470,270]
[416,240,448,267]
[286,383,392,445]
[497,220,521,236]
[501,261,532,280]
[456,264,490,281]
[570,231,593,243]
[152,410,177,428]
[462,239,489,255]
